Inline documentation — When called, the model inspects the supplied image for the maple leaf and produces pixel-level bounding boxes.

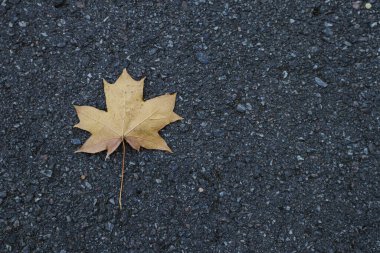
[74,69,182,155]
[74,69,182,208]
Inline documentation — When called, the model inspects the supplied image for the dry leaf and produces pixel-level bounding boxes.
[74,69,182,156]
[74,68,182,208]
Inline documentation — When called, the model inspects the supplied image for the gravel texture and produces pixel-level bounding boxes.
[1,1,380,252]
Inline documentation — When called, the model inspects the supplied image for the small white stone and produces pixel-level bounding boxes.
[84,181,92,189]
[18,21,27,27]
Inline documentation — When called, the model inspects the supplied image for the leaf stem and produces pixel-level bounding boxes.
[119,139,126,209]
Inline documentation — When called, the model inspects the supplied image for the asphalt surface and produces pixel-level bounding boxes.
[1,1,380,252]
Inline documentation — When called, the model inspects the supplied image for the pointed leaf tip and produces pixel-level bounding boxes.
[121,68,132,79]
[103,79,110,85]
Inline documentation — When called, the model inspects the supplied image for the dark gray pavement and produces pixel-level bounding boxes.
[0,1,379,252]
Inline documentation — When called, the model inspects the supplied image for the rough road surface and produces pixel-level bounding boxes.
[0,1,379,252]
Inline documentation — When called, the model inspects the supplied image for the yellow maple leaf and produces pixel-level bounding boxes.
[74,69,182,208]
